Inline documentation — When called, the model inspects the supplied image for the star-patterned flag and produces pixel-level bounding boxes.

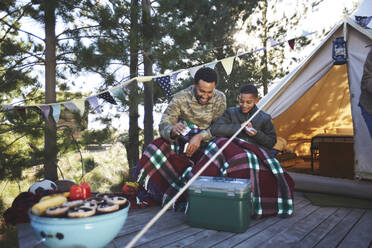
[155,76,171,97]
[355,16,372,28]
[288,39,295,50]
[98,92,117,105]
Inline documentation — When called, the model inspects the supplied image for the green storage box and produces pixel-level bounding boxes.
[187,176,251,233]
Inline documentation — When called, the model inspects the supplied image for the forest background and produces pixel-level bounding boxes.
[0,0,358,245]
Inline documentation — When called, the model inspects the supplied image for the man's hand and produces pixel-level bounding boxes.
[243,122,257,136]
[186,133,203,157]
[171,122,187,138]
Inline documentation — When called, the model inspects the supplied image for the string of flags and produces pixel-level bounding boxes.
[1,31,317,124]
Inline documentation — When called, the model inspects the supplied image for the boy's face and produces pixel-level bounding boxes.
[238,93,259,114]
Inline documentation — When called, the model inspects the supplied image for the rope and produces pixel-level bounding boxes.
[125,108,261,248]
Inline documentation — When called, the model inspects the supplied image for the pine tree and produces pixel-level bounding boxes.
[243,0,316,95]
[152,0,258,107]
[0,0,117,180]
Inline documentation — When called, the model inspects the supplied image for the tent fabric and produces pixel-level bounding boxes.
[257,18,372,180]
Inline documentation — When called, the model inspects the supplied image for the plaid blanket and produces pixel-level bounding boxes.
[134,124,294,217]
[187,137,294,217]
[134,121,203,205]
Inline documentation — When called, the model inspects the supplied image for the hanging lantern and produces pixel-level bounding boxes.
[332,37,348,65]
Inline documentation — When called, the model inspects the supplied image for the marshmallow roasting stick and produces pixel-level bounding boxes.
[125,108,261,248]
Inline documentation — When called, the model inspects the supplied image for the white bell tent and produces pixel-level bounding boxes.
[258,2,372,180]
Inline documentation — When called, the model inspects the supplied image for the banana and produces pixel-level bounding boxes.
[31,195,67,216]
[40,192,70,202]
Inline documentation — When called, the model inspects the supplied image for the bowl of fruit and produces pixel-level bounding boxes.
[28,182,130,248]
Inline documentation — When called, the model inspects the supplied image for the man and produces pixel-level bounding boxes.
[359,46,372,138]
[133,67,226,205]
[159,67,226,157]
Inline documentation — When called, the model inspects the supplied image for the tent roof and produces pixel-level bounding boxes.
[352,0,372,19]
[258,17,372,113]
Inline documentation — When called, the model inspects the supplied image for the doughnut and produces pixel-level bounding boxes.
[106,196,127,206]
[86,197,105,205]
[67,206,96,218]
[81,201,97,209]
[63,199,83,208]
[97,202,119,213]
[96,193,113,199]
[45,205,69,217]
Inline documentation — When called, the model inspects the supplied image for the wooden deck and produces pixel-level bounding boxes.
[18,191,372,248]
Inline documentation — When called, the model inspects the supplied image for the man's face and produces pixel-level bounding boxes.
[238,93,259,114]
[194,80,215,105]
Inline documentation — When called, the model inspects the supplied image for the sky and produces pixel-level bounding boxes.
[17,0,362,131]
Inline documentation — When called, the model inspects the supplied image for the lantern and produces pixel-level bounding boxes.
[332,37,347,65]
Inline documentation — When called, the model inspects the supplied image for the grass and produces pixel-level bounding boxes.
[0,142,130,247]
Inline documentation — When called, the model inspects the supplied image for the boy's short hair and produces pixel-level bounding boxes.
[194,67,218,85]
[240,84,258,98]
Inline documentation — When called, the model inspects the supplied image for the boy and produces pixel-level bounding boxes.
[210,84,276,152]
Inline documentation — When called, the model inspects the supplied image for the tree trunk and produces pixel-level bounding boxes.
[262,0,269,95]
[44,0,58,181]
[127,0,140,179]
[142,0,154,148]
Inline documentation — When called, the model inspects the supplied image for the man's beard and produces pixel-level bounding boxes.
[195,94,212,104]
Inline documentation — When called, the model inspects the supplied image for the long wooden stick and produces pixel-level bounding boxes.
[125,109,261,248]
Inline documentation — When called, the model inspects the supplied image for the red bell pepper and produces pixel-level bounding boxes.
[69,182,91,200]
[80,182,91,198]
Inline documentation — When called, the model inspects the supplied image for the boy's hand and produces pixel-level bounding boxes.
[243,122,257,136]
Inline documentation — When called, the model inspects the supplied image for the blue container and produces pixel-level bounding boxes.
[29,203,130,248]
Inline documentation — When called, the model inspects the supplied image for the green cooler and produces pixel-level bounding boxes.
[187,176,251,233]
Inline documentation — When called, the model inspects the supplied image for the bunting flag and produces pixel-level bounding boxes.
[1,105,13,111]
[206,61,218,69]
[288,39,295,50]
[87,96,102,113]
[98,92,117,105]
[172,72,181,83]
[0,31,317,116]
[189,65,202,78]
[63,102,79,112]
[221,56,235,75]
[39,105,50,120]
[302,30,310,36]
[15,107,27,122]
[51,104,61,123]
[355,16,372,28]
[111,86,125,99]
[72,99,85,115]
[269,39,279,47]
[155,76,172,97]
